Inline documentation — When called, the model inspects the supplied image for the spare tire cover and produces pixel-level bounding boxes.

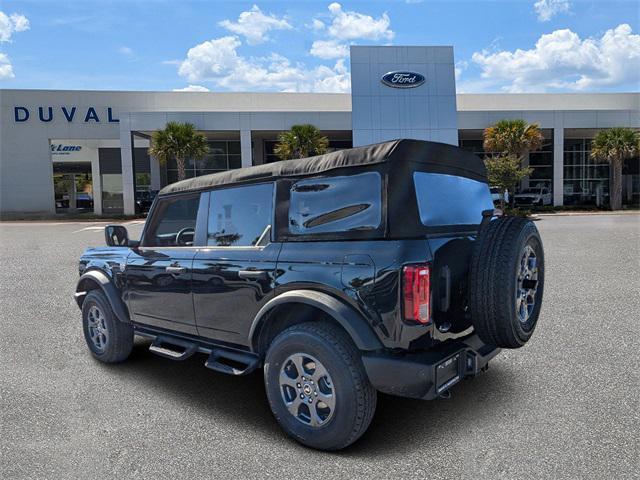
[468,216,545,348]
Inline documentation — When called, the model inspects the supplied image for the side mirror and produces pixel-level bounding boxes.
[105,225,130,246]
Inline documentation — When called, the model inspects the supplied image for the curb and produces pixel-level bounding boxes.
[534,211,639,217]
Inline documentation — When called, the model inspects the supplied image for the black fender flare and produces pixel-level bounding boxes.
[75,270,131,323]
[249,290,383,352]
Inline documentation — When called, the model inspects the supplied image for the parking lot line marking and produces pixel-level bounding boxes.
[72,225,107,233]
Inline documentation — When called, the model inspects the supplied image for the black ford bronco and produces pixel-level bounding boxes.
[75,139,544,450]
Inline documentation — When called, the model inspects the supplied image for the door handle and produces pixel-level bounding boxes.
[238,270,268,280]
[166,266,187,274]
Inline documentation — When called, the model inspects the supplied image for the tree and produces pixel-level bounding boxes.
[274,124,329,160]
[483,119,544,207]
[483,119,544,160]
[590,127,640,210]
[148,122,209,181]
[485,156,533,209]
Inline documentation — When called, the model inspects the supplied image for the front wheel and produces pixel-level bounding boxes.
[82,290,134,363]
[263,321,377,450]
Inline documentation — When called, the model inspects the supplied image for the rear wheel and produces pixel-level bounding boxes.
[82,290,134,363]
[469,216,545,348]
[263,321,377,450]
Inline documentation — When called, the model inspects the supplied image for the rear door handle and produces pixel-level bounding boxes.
[166,266,187,274]
[238,270,268,280]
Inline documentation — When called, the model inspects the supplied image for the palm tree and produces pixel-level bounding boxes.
[483,119,545,207]
[590,127,640,210]
[274,124,329,160]
[483,119,544,160]
[148,122,209,182]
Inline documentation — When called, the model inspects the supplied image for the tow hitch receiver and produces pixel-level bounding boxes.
[361,333,500,400]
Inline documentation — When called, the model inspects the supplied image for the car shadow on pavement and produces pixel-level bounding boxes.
[109,339,517,455]
[345,365,518,457]
[113,340,282,434]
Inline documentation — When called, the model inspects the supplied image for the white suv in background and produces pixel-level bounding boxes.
[514,185,552,206]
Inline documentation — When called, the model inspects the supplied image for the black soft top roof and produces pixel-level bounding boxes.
[159,139,487,196]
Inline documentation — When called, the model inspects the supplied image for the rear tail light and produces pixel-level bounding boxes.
[403,264,431,324]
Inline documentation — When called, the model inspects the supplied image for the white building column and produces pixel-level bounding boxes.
[553,124,564,207]
[240,129,252,168]
[91,149,102,215]
[120,116,136,215]
[150,155,161,190]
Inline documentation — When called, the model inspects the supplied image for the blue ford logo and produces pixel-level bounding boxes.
[381,71,425,88]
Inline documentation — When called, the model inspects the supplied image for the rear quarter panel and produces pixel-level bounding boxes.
[275,239,434,349]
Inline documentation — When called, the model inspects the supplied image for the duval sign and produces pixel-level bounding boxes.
[14,106,119,123]
[381,71,425,88]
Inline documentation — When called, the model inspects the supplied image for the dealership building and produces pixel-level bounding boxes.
[1,46,638,216]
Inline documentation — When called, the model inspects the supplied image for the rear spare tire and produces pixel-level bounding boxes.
[469,216,544,348]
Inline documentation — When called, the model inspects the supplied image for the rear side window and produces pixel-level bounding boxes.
[289,172,382,235]
[413,172,493,226]
[145,195,199,246]
[207,183,274,247]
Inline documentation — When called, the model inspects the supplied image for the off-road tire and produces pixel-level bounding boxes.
[264,321,377,450]
[469,216,544,348]
[82,290,134,363]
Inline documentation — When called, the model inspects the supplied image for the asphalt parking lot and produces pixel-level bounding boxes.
[1,214,638,479]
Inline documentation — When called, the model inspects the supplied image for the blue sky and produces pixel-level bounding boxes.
[1,0,638,93]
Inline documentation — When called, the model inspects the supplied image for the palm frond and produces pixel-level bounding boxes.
[148,122,209,181]
[274,124,329,160]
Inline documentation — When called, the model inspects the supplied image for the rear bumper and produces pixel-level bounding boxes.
[362,333,500,400]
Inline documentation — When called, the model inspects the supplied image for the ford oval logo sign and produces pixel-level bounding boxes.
[381,71,425,89]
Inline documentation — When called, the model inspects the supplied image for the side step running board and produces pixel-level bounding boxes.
[145,332,259,376]
[205,349,260,376]
[149,336,198,361]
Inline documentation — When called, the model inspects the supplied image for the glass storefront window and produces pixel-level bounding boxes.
[563,138,610,206]
[165,140,241,184]
[136,173,151,191]
[102,174,124,214]
[263,139,352,164]
[460,132,553,192]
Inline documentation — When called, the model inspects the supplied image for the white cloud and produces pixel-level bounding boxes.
[0,11,29,42]
[219,5,292,45]
[454,60,468,81]
[0,52,14,79]
[311,19,325,31]
[534,0,570,22]
[177,35,350,92]
[471,24,640,92]
[178,4,397,92]
[173,85,210,92]
[325,3,393,41]
[178,36,243,82]
[118,46,133,56]
[311,58,350,93]
[310,39,349,59]
[308,3,394,59]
